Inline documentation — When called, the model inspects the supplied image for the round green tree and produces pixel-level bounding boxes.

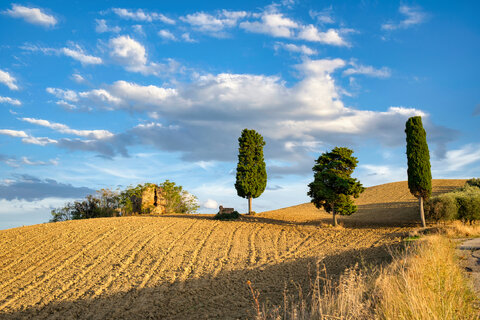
[307,147,364,226]
[405,116,432,227]
[235,129,267,214]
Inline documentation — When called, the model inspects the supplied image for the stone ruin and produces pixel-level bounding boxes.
[218,205,235,215]
[132,184,167,214]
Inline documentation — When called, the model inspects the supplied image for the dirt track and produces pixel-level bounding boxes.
[0,179,465,319]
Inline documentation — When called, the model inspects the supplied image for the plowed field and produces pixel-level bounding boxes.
[0,180,465,319]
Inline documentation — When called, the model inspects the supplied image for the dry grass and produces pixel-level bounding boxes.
[375,235,479,320]
[255,235,479,320]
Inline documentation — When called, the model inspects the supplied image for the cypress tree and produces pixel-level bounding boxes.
[235,129,267,214]
[307,147,364,226]
[405,116,432,228]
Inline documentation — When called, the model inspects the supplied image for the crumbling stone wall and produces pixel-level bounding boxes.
[131,184,167,214]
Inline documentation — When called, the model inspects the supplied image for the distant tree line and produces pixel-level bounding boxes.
[50,180,199,222]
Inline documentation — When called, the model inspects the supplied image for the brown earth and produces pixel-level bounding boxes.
[0,179,465,319]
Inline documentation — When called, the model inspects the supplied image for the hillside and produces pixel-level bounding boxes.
[0,179,465,319]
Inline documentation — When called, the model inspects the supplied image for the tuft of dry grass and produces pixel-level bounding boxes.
[255,235,479,320]
[410,221,480,238]
[375,235,478,320]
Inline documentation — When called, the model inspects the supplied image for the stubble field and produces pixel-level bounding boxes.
[0,180,465,319]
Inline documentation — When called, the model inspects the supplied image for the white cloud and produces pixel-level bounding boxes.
[21,44,102,66]
[432,144,480,173]
[95,19,120,33]
[297,25,347,46]
[20,117,114,139]
[0,96,21,106]
[56,100,77,110]
[108,35,179,75]
[61,45,102,65]
[0,129,56,146]
[343,62,391,78]
[240,11,348,46]
[158,29,176,41]
[46,88,79,102]
[0,70,19,90]
[382,5,427,30]
[181,10,247,35]
[274,42,317,55]
[358,164,407,187]
[0,129,28,138]
[112,8,175,24]
[3,4,57,27]
[71,73,86,84]
[240,12,298,38]
[203,199,219,209]
[181,33,196,42]
[309,8,334,24]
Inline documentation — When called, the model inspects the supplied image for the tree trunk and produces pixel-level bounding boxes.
[248,196,252,215]
[332,208,337,226]
[419,196,426,228]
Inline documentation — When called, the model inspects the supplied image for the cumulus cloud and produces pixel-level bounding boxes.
[203,199,218,209]
[240,12,298,38]
[95,19,120,33]
[382,5,427,30]
[61,45,102,65]
[240,11,348,46]
[108,35,179,75]
[20,117,114,139]
[274,42,317,55]
[3,4,57,27]
[50,58,449,170]
[112,8,175,24]
[181,10,247,36]
[158,29,176,41]
[0,96,21,106]
[0,70,19,90]
[46,87,79,102]
[71,73,86,84]
[0,175,94,201]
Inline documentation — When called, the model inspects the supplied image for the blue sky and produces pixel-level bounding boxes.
[0,0,479,229]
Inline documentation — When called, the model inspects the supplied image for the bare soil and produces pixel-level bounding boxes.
[0,179,465,319]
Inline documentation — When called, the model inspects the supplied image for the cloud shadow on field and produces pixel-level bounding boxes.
[0,243,401,320]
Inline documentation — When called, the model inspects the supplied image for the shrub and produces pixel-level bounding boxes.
[425,193,458,222]
[466,178,480,189]
[214,210,240,220]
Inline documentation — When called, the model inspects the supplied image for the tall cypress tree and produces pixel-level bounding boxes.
[405,116,432,227]
[235,129,267,214]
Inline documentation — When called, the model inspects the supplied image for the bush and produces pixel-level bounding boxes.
[426,184,480,223]
[214,210,240,220]
[466,178,480,189]
[425,193,458,222]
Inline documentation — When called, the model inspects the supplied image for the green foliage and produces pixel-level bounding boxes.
[466,178,480,189]
[405,116,432,200]
[425,184,480,223]
[425,193,459,222]
[213,210,240,220]
[307,147,364,217]
[50,180,199,222]
[235,128,267,213]
[159,180,199,214]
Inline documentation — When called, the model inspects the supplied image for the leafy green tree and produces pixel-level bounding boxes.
[307,147,364,226]
[159,180,199,214]
[235,128,267,214]
[405,116,432,228]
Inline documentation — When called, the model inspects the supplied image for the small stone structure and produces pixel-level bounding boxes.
[132,184,167,214]
[218,205,235,215]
